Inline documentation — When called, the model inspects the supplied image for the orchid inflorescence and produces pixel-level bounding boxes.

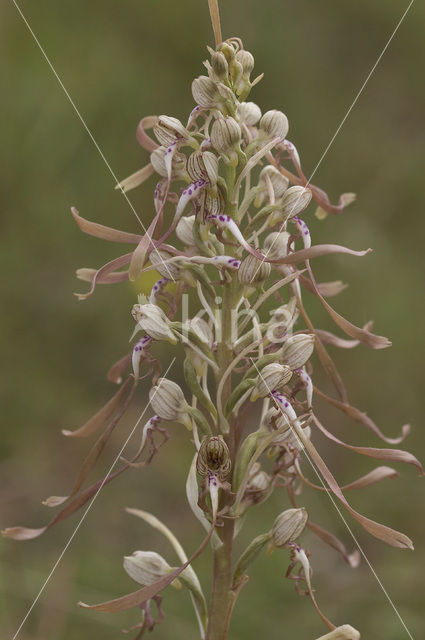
[4,37,422,640]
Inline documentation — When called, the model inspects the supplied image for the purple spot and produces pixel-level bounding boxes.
[284,402,289,408]
[188,189,192,195]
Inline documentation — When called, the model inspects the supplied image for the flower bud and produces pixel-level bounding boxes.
[271,508,308,547]
[132,303,177,344]
[251,363,292,401]
[259,110,289,139]
[123,550,173,586]
[238,254,271,290]
[259,166,289,199]
[197,436,231,480]
[186,317,214,347]
[183,317,214,376]
[149,248,180,280]
[211,117,241,154]
[176,215,196,246]
[261,407,290,432]
[237,101,262,126]
[187,150,219,186]
[235,49,255,76]
[192,76,221,108]
[153,115,190,147]
[269,187,312,226]
[280,185,312,219]
[261,408,310,452]
[210,50,229,81]
[217,42,236,64]
[267,298,299,343]
[281,333,315,370]
[315,626,360,640]
[205,186,226,216]
[149,378,190,426]
[263,231,291,260]
[245,468,272,506]
[283,424,311,451]
[150,145,185,178]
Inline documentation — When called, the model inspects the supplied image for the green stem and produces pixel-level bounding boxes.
[206,511,235,640]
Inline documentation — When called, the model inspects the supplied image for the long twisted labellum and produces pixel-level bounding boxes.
[307,521,360,568]
[76,252,133,300]
[286,417,415,549]
[78,523,215,612]
[115,163,154,193]
[71,208,142,244]
[2,465,128,540]
[313,415,423,475]
[62,377,133,438]
[306,262,391,349]
[76,268,129,285]
[136,115,159,152]
[314,386,411,445]
[43,380,138,507]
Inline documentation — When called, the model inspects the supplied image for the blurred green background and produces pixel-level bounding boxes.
[1,0,424,638]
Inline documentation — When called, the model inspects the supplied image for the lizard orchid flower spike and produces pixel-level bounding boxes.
[4,30,422,640]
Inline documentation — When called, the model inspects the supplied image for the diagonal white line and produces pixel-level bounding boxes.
[251,0,415,280]
[250,358,414,639]
[10,358,176,640]
[11,0,175,281]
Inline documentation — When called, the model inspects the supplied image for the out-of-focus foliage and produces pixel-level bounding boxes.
[1,1,424,638]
